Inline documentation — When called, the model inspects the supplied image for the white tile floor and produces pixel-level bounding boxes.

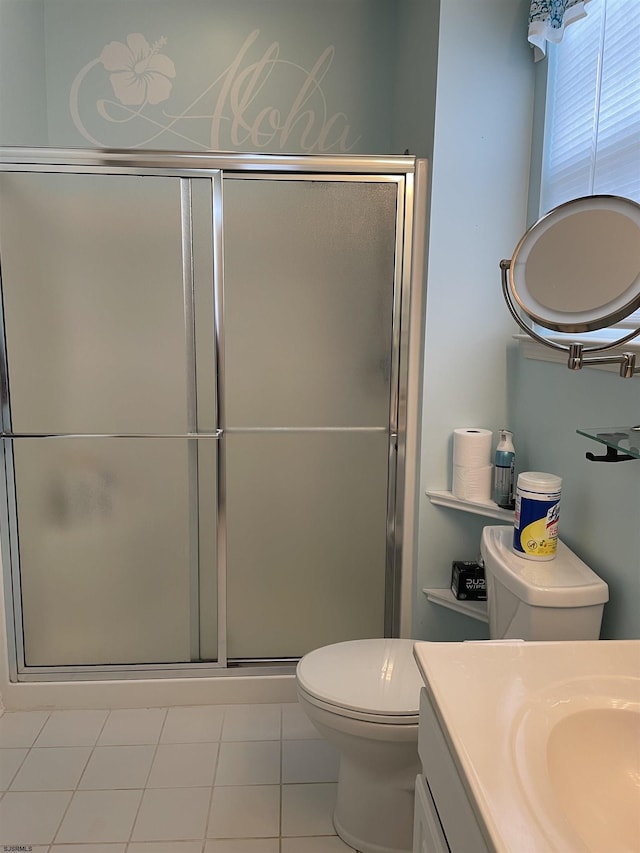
[0,703,357,852]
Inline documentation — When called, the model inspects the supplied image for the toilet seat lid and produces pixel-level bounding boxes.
[296,639,422,717]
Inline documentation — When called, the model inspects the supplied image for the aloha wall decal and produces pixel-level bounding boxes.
[69,29,361,152]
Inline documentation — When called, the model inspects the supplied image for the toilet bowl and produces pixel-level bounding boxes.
[296,638,423,853]
[296,528,609,852]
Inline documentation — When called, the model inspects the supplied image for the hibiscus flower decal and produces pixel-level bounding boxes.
[100,34,176,106]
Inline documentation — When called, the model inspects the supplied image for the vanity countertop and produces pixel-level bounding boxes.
[413,639,640,853]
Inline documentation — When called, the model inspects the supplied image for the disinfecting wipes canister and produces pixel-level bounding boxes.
[513,472,562,561]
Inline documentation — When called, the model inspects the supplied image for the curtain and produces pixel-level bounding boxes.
[529,0,592,60]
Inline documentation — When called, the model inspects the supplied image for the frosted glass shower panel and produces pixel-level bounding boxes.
[0,152,416,676]
[223,179,398,428]
[0,172,187,434]
[13,438,202,666]
[225,431,388,658]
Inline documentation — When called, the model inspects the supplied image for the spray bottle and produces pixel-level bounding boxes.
[494,429,515,509]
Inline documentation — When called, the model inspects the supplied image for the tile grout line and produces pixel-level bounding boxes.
[0,708,52,794]
[279,702,284,853]
[202,704,226,850]
[49,708,111,846]
[2,744,29,793]
[124,706,169,847]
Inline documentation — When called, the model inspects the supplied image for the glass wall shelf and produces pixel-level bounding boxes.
[576,427,640,461]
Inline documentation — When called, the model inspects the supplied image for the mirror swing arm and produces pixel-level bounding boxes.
[500,259,640,379]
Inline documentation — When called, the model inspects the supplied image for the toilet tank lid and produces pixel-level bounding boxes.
[480,526,609,606]
[296,639,422,716]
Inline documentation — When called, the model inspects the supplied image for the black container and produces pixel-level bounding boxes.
[451,561,487,601]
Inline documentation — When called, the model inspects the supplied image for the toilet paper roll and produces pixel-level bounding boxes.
[452,464,493,503]
[453,428,493,469]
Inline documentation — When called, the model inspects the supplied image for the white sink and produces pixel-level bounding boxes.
[513,675,640,852]
[413,639,640,853]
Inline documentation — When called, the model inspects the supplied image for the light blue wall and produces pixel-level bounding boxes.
[1,0,637,644]
[0,0,47,144]
[509,352,640,639]
[410,0,638,643]
[1,0,397,154]
[390,0,439,160]
[509,27,640,641]
[413,0,536,641]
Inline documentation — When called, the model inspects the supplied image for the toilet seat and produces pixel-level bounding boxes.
[296,638,422,725]
[297,683,418,725]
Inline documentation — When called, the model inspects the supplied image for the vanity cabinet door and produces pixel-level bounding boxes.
[413,774,449,853]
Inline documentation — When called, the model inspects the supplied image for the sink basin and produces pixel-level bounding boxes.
[514,675,640,853]
[548,706,640,851]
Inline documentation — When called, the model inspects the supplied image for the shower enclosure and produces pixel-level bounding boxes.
[0,149,426,681]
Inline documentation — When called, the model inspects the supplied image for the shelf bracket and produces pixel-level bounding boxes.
[585,443,636,463]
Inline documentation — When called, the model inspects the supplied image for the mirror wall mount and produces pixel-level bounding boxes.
[500,259,639,379]
[501,195,640,379]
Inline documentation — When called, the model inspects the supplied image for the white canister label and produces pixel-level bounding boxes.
[513,491,561,560]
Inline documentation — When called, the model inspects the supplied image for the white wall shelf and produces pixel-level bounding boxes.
[426,490,514,521]
[423,588,489,623]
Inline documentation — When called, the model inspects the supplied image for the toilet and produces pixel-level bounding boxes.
[296,525,609,853]
[296,638,423,853]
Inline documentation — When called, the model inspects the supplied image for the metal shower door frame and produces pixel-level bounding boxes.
[0,148,423,681]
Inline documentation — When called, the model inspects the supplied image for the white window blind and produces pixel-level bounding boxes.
[539,0,640,343]
[541,0,640,211]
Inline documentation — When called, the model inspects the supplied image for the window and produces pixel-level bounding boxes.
[537,0,640,345]
[541,0,640,213]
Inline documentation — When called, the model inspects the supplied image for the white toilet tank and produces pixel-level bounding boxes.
[480,526,609,640]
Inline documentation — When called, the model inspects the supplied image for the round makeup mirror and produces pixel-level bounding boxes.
[500,194,640,378]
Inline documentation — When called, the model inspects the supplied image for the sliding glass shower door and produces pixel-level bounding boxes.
[222,177,398,658]
[0,170,219,667]
[0,151,418,679]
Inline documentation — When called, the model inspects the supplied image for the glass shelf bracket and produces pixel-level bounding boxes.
[576,427,640,461]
